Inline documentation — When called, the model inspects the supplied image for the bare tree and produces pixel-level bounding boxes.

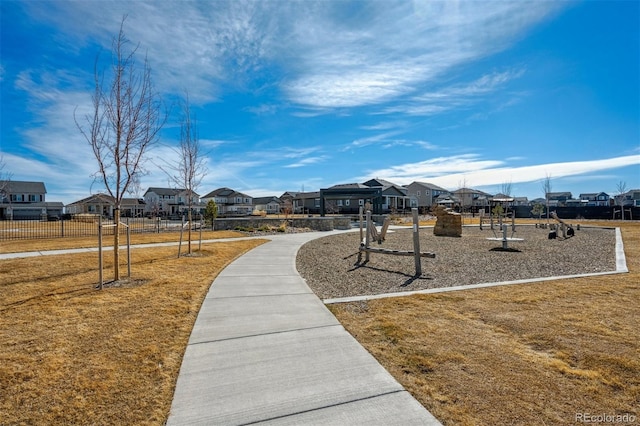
[501,180,512,197]
[541,173,552,222]
[0,154,11,196]
[160,93,207,254]
[616,180,628,220]
[76,19,166,281]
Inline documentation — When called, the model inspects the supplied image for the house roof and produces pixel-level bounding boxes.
[67,193,146,207]
[0,180,47,193]
[67,193,115,206]
[253,196,282,204]
[407,181,449,192]
[202,187,251,199]
[453,188,493,196]
[547,192,572,198]
[328,183,369,189]
[145,187,184,196]
[362,178,398,188]
[293,191,320,199]
[579,192,609,198]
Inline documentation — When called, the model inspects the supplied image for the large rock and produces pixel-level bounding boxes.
[433,206,462,237]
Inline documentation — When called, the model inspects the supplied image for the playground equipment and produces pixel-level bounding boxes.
[549,212,575,239]
[357,207,435,276]
[485,224,523,251]
[479,198,516,232]
[612,207,633,220]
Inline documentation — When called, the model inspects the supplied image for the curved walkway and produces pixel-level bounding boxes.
[166,231,441,425]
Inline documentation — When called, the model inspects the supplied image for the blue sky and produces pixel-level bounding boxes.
[1,0,638,205]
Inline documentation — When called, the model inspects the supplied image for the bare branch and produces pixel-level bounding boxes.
[75,17,166,281]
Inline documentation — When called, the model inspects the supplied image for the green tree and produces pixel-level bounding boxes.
[531,203,544,221]
[204,199,218,230]
[492,204,504,217]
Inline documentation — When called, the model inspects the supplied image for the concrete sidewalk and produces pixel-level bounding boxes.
[167,231,441,425]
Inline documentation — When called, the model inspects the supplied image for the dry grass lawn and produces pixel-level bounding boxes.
[0,234,265,425]
[330,221,640,425]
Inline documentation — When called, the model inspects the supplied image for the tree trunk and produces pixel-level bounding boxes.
[113,208,120,280]
[187,209,192,254]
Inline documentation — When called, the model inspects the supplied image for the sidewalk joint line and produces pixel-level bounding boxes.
[239,390,407,425]
[208,292,313,300]
[189,323,342,346]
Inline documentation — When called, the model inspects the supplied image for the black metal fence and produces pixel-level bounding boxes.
[0,216,194,241]
[512,205,640,220]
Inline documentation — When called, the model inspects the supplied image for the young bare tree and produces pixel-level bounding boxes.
[0,154,11,196]
[541,173,553,222]
[76,19,166,281]
[0,155,12,219]
[501,180,513,197]
[160,94,207,254]
[616,180,628,220]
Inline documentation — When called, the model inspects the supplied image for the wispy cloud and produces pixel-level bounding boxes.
[22,1,561,110]
[362,154,640,189]
[384,69,526,116]
[283,156,329,168]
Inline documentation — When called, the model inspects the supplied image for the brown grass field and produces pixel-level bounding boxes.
[330,221,639,425]
[0,221,638,425]
[0,232,266,425]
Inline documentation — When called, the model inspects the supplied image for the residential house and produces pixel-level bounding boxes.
[546,192,573,207]
[252,196,282,215]
[201,187,253,215]
[578,192,610,206]
[434,194,458,207]
[66,193,146,218]
[144,187,201,217]
[513,197,529,206]
[0,180,63,220]
[613,189,640,207]
[286,191,320,214]
[322,183,369,213]
[405,182,451,209]
[452,188,492,210]
[362,178,410,212]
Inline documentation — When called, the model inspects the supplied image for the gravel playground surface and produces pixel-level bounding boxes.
[296,225,617,300]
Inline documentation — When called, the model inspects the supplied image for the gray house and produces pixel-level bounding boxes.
[405,182,450,209]
[201,187,253,215]
[0,180,63,220]
[144,187,201,217]
[252,196,282,215]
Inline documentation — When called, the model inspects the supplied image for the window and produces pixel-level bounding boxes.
[337,200,343,206]
[358,199,364,206]
[11,194,23,202]
[345,200,350,206]
[314,198,320,207]
[29,195,37,202]
[416,190,421,197]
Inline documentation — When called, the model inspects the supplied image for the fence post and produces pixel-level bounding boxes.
[412,208,422,276]
[199,213,203,251]
[126,218,131,278]
[365,210,371,262]
[61,217,64,238]
[98,216,103,290]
